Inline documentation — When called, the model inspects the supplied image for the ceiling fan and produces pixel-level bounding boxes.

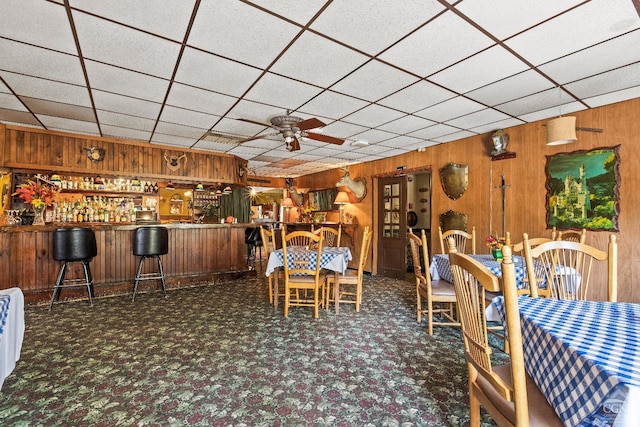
[238,110,345,152]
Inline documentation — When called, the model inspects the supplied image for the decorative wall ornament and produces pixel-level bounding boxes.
[545,145,620,231]
[335,167,367,201]
[439,209,468,232]
[439,163,468,200]
[84,146,105,162]
[284,178,304,206]
[164,152,187,172]
[490,129,509,156]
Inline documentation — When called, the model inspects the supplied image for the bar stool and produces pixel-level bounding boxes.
[132,226,168,301]
[244,227,262,266]
[49,227,97,310]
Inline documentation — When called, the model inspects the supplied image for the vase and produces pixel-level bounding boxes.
[32,204,46,226]
[492,248,503,261]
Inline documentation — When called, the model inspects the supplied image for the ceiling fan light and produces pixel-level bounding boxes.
[546,116,577,146]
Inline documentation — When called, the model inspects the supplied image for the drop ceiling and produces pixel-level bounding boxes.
[1,0,639,178]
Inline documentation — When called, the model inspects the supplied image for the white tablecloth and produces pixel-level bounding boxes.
[0,287,25,390]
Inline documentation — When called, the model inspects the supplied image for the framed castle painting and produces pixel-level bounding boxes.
[545,145,620,231]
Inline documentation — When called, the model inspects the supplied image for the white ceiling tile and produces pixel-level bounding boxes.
[379,135,425,149]
[21,97,95,122]
[69,0,197,41]
[432,130,477,143]
[379,10,494,77]
[311,0,444,55]
[102,125,152,142]
[226,100,289,124]
[165,83,237,117]
[270,32,369,87]
[0,0,77,53]
[188,0,300,68]
[430,45,529,94]
[154,122,207,139]
[152,134,197,148]
[539,30,640,85]
[319,121,368,139]
[517,102,586,123]
[92,90,162,120]
[565,64,640,101]
[497,88,581,117]
[248,0,327,25]
[469,118,526,134]
[342,104,405,128]
[298,91,369,120]
[465,70,554,107]
[85,61,170,102]
[244,73,324,109]
[445,108,511,129]
[584,86,640,108]
[415,96,485,122]
[408,123,459,140]
[377,115,436,134]
[331,60,420,102]
[350,128,399,143]
[97,110,156,131]
[0,92,28,111]
[506,0,640,66]
[0,39,85,85]
[37,115,100,135]
[456,0,584,40]
[159,105,218,129]
[2,73,92,107]
[73,12,181,79]
[174,47,262,97]
[378,80,456,113]
[0,111,42,127]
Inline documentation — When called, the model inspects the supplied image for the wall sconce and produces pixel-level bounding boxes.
[334,191,350,223]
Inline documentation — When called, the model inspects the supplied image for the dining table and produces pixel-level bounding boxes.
[430,253,530,288]
[0,287,25,390]
[265,246,352,311]
[494,296,640,427]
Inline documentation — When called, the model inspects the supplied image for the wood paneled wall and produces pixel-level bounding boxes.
[300,98,639,303]
[0,124,247,185]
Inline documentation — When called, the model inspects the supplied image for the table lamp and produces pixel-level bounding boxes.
[281,196,294,222]
[334,191,350,223]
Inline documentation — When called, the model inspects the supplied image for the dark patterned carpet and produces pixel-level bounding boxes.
[0,266,502,426]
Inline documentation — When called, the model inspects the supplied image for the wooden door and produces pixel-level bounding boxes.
[377,176,406,278]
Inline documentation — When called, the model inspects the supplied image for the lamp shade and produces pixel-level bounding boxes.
[334,191,350,205]
[546,116,577,145]
[281,197,294,207]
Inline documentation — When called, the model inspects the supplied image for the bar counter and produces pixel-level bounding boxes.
[0,222,258,304]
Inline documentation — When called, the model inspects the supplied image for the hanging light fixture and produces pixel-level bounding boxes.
[546,86,577,146]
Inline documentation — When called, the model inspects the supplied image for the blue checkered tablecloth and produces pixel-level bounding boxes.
[430,254,530,289]
[266,247,352,277]
[494,296,640,427]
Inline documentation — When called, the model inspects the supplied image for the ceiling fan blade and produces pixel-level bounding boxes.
[288,136,301,152]
[305,132,345,145]
[238,131,280,143]
[238,118,279,130]
[297,117,326,131]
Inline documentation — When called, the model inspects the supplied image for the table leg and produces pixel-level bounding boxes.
[334,271,340,314]
[273,268,279,310]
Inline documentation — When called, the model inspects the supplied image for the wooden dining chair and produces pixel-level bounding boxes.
[281,229,325,318]
[449,245,563,427]
[438,226,476,254]
[523,234,617,301]
[408,229,459,335]
[260,226,284,305]
[551,226,587,243]
[312,225,341,247]
[325,226,372,313]
[506,231,553,297]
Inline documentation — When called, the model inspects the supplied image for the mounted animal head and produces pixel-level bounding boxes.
[336,167,367,201]
[164,152,187,172]
[284,178,304,206]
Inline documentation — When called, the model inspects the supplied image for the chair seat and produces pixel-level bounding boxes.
[477,364,563,426]
[289,272,327,285]
[417,280,457,298]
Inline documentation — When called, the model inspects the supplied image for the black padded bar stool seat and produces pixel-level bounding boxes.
[49,227,97,310]
[132,226,168,301]
[245,227,263,266]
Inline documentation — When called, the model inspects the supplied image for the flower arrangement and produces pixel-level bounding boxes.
[344,211,355,224]
[13,179,59,209]
[486,235,506,250]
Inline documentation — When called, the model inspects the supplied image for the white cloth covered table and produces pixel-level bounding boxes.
[0,287,25,390]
